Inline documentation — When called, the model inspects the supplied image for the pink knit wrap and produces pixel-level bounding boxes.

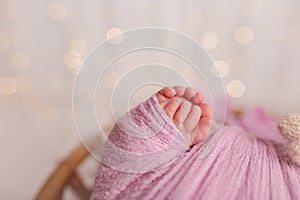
[91,96,300,200]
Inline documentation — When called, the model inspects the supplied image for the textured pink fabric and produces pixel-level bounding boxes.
[91,96,300,200]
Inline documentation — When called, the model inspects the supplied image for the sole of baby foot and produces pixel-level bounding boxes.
[157,86,212,146]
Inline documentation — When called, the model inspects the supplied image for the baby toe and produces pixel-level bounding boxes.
[199,103,212,118]
[173,85,185,96]
[198,116,211,135]
[163,97,181,119]
[156,93,169,105]
[183,104,202,132]
[191,92,204,104]
[173,101,192,128]
[158,87,176,98]
[191,104,212,146]
[184,87,196,100]
[191,124,207,146]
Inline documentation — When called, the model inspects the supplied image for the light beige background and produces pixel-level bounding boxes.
[0,0,299,199]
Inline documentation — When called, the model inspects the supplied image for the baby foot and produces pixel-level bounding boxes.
[156,86,212,146]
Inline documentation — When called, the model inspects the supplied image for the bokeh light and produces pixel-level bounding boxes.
[48,1,66,21]
[0,76,18,95]
[200,32,218,50]
[226,80,246,98]
[211,60,230,78]
[234,26,254,45]
[106,27,124,45]
[69,39,87,55]
[63,50,82,68]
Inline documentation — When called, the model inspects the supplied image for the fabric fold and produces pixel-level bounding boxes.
[91,97,300,200]
[99,94,190,173]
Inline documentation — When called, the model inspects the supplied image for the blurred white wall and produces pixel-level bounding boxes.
[0,0,300,199]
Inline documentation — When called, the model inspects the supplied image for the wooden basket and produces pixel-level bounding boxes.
[34,144,92,200]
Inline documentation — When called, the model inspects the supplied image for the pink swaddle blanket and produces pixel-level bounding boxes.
[91,95,300,200]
